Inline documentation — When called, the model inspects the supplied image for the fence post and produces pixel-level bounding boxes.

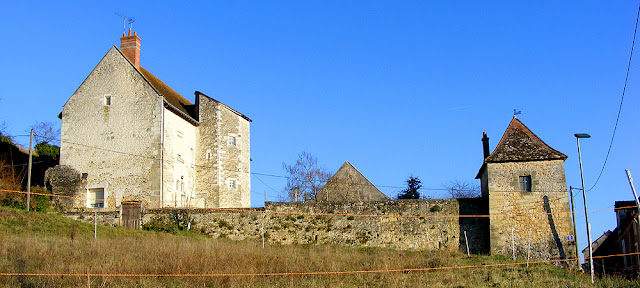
[512,228,515,261]
[527,230,531,267]
[464,231,470,257]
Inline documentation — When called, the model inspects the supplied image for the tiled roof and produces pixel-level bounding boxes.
[138,66,197,120]
[114,46,197,122]
[484,117,567,163]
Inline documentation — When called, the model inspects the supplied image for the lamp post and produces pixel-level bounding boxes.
[575,133,593,284]
[569,186,581,270]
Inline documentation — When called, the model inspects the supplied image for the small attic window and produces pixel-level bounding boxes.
[228,136,237,146]
[519,175,532,192]
[104,95,112,106]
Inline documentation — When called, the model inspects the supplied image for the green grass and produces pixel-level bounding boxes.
[0,207,638,287]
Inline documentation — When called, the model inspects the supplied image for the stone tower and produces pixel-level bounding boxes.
[476,117,576,261]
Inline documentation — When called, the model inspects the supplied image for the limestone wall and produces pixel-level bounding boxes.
[60,199,486,252]
[486,160,576,260]
[60,47,163,210]
[195,94,251,208]
[162,107,198,208]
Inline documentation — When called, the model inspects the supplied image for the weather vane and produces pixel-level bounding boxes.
[115,13,135,34]
[513,109,522,117]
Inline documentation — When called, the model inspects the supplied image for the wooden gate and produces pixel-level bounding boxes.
[122,202,142,229]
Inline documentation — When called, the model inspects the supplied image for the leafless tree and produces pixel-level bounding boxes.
[444,179,481,198]
[282,151,332,202]
[29,121,60,145]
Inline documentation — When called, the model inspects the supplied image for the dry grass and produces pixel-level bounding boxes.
[0,207,637,287]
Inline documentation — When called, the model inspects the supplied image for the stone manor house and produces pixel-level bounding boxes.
[51,30,251,209]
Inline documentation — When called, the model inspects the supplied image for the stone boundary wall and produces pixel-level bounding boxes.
[61,199,489,253]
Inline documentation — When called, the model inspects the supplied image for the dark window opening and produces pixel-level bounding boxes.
[519,175,532,192]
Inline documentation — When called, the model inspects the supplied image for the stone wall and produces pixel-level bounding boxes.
[486,160,576,261]
[64,199,488,253]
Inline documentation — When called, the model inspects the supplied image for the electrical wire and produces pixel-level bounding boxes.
[588,0,640,192]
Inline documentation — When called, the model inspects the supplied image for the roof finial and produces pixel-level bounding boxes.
[513,109,522,118]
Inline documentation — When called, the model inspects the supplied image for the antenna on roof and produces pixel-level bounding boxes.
[115,12,136,34]
[513,109,522,118]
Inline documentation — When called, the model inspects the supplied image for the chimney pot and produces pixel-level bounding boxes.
[120,31,141,69]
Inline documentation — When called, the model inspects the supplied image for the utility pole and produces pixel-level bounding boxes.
[262,190,266,248]
[625,169,640,269]
[26,129,33,212]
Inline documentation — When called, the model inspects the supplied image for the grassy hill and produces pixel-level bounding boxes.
[0,207,637,287]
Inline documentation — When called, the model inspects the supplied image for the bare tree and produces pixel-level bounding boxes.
[29,121,60,145]
[444,179,481,198]
[282,151,331,202]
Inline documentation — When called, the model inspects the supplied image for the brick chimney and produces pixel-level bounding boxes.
[482,132,490,159]
[120,29,140,69]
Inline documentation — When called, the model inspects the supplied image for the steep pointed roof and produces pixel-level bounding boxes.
[484,117,567,163]
[111,46,198,123]
[316,161,389,202]
[138,66,195,119]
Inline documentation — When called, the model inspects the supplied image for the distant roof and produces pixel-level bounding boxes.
[614,200,638,209]
[582,230,612,256]
[484,117,567,163]
[316,161,389,202]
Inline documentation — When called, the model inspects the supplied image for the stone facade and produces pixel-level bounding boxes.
[57,32,251,210]
[482,160,575,260]
[477,117,576,261]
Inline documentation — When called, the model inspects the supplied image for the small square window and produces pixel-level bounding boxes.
[228,136,236,146]
[519,175,532,192]
[88,188,105,208]
[105,95,111,106]
[228,180,236,189]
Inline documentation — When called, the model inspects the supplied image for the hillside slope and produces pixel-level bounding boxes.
[0,207,636,287]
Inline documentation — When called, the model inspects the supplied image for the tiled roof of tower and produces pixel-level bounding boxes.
[484,117,567,163]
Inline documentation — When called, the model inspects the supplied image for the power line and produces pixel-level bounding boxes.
[588,0,640,192]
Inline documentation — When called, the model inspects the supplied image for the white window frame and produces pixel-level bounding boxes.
[86,185,107,209]
[228,134,237,147]
[228,179,237,190]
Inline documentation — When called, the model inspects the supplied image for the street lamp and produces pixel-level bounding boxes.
[569,186,582,270]
[575,133,593,284]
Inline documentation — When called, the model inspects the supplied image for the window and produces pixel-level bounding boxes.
[519,175,532,192]
[228,136,236,146]
[104,95,111,106]
[228,180,237,190]
[206,149,212,161]
[87,188,105,208]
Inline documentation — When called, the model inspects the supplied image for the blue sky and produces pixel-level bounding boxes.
[0,1,638,257]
